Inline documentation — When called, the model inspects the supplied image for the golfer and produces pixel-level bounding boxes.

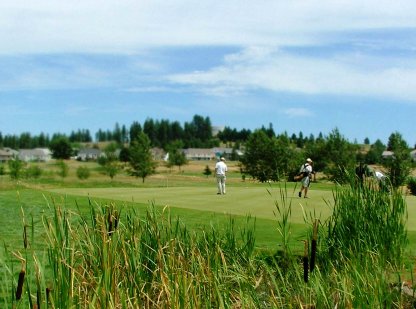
[215,157,228,195]
[298,158,313,198]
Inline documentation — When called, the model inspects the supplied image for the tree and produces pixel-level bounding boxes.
[8,159,24,180]
[128,132,157,182]
[383,132,411,188]
[365,139,385,164]
[98,143,120,180]
[240,130,286,182]
[203,165,212,178]
[119,146,130,163]
[306,128,358,183]
[56,160,69,180]
[49,136,72,159]
[76,166,90,180]
[129,121,142,143]
[166,140,187,171]
[25,165,42,179]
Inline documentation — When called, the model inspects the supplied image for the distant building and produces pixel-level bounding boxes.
[183,148,216,161]
[18,148,52,162]
[212,147,244,160]
[381,150,394,160]
[77,148,103,161]
[151,147,166,161]
[411,149,416,162]
[182,147,244,161]
[382,149,416,162]
[0,148,17,162]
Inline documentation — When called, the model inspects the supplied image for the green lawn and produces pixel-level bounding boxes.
[1,179,415,254]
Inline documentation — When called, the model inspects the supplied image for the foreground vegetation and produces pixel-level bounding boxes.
[1,174,415,308]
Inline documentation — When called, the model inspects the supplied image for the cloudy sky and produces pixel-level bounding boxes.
[1,0,415,145]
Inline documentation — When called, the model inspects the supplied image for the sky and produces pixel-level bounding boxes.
[1,1,415,146]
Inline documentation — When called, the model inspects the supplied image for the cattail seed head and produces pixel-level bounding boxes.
[15,268,25,300]
[114,210,119,230]
[23,225,28,249]
[303,240,309,283]
[310,220,319,272]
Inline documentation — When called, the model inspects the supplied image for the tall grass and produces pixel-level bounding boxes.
[325,178,408,267]
[1,180,414,308]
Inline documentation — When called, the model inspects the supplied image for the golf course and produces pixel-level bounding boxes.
[1,159,416,307]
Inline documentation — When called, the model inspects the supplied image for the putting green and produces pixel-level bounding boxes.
[48,185,336,225]
[47,184,416,231]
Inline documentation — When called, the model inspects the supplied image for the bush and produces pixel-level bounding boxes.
[0,163,4,175]
[76,166,90,180]
[25,165,42,179]
[407,177,416,195]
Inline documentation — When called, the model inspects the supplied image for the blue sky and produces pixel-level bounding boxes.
[1,1,415,146]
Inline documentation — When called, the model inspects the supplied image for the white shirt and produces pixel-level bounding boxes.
[300,163,312,176]
[215,161,227,176]
[375,171,385,180]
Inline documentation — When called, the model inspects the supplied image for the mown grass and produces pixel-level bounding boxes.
[1,161,416,307]
[1,179,414,308]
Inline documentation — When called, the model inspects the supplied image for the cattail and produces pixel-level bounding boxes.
[23,224,28,249]
[114,210,119,230]
[46,287,52,304]
[15,268,25,300]
[303,240,309,283]
[36,289,41,308]
[108,210,113,236]
[310,219,318,272]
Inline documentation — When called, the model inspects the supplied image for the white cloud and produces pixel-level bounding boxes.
[2,1,416,103]
[1,1,416,53]
[284,108,314,118]
[167,47,416,102]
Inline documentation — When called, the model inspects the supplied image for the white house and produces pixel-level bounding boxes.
[411,149,416,162]
[183,148,216,160]
[0,148,17,162]
[77,148,103,161]
[18,148,52,162]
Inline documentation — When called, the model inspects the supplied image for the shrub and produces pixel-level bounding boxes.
[25,165,42,179]
[76,166,90,180]
[407,177,416,195]
[8,159,24,180]
[0,163,4,175]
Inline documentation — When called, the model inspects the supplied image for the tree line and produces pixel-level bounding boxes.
[1,115,414,189]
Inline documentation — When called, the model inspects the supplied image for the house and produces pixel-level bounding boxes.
[77,148,103,161]
[411,149,416,162]
[151,147,166,161]
[18,148,52,162]
[0,148,17,162]
[381,150,394,160]
[212,147,244,160]
[382,149,416,162]
[183,148,216,160]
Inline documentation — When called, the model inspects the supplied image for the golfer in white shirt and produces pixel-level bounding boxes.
[215,157,228,195]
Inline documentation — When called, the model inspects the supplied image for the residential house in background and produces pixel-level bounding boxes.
[183,148,216,161]
[381,150,394,160]
[212,147,244,160]
[382,149,416,162]
[0,148,18,162]
[18,148,52,162]
[411,149,416,162]
[77,148,103,161]
[151,147,166,161]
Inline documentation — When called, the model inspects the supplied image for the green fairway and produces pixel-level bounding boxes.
[1,180,416,254]
[47,183,416,229]
[47,184,335,223]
